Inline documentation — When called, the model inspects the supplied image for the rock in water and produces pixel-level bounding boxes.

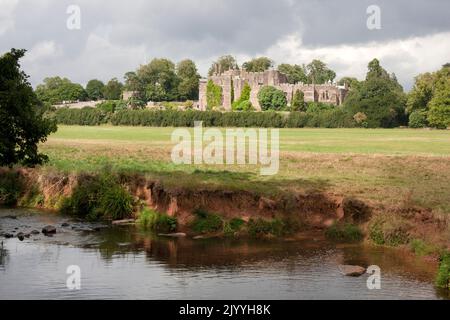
[17,232,25,241]
[42,225,57,235]
[338,265,366,277]
[158,233,187,238]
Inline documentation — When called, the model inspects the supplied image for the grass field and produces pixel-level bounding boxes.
[40,126,450,213]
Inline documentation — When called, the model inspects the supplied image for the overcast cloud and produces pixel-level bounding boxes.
[1,0,449,90]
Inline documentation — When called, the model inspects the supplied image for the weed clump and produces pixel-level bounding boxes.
[191,209,223,234]
[436,252,450,289]
[223,218,245,237]
[0,171,24,206]
[60,173,133,221]
[369,214,411,246]
[137,208,177,233]
[247,218,285,238]
[325,223,363,242]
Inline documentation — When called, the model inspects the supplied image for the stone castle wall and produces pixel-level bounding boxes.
[199,69,348,111]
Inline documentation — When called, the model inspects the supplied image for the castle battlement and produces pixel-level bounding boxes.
[199,69,348,111]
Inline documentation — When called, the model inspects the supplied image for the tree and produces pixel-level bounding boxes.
[35,76,87,104]
[208,55,239,76]
[137,58,179,101]
[278,64,308,84]
[86,79,104,101]
[103,78,123,100]
[291,90,305,111]
[427,74,450,128]
[242,57,273,72]
[257,86,287,111]
[123,71,143,92]
[338,77,360,89]
[306,59,336,84]
[176,59,200,100]
[0,49,57,166]
[343,59,406,128]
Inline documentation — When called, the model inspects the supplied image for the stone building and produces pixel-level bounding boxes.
[198,69,348,111]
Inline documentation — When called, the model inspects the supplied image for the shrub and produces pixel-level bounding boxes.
[60,173,134,221]
[436,252,450,289]
[325,223,363,242]
[96,101,117,113]
[137,208,177,233]
[369,214,411,246]
[191,209,223,234]
[291,90,306,111]
[258,86,287,111]
[247,218,285,238]
[409,110,428,128]
[410,239,437,256]
[232,83,252,111]
[54,107,109,125]
[223,218,245,237]
[0,171,24,206]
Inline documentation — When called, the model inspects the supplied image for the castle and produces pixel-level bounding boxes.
[199,69,349,111]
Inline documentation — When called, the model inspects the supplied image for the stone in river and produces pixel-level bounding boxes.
[42,225,57,235]
[338,265,367,277]
[30,230,40,235]
[17,232,25,241]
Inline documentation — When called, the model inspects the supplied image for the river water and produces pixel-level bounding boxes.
[0,208,448,300]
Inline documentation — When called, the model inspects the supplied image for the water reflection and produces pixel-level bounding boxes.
[0,209,448,300]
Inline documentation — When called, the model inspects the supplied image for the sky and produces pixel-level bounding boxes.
[1,0,449,90]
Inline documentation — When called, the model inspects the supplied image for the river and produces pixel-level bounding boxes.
[0,208,448,300]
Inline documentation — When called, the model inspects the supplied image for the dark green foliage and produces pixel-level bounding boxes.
[208,55,239,76]
[191,209,223,234]
[0,49,57,166]
[343,59,407,128]
[54,107,110,125]
[86,79,105,101]
[60,173,133,221]
[247,218,285,238]
[35,76,88,105]
[242,57,273,72]
[277,64,308,84]
[436,252,450,289]
[325,223,363,242]
[0,170,24,206]
[223,218,245,237]
[409,110,428,128]
[258,86,287,111]
[103,78,123,100]
[96,100,127,113]
[291,90,305,111]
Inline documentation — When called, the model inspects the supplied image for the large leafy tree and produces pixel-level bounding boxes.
[208,55,239,76]
[278,64,308,84]
[427,66,450,128]
[85,79,105,101]
[257,86,287,111]
[102,78,123,100]
[306,59,336,84]
[137,58,179,101]
[291,89,306,111]
[176,59,200,100]
[0,49,57,166]
[343,59,407,128]
[35,76,87,104]
[242,57,273,72]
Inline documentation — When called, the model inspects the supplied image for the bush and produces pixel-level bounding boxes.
[410,239,437,256]
[223,218,245,237]
[54,107,109,125]
[409,110,428,128]
[191,209,223,234]
[0,171,24,206]
[247,218,285,238]
[137,208,177,233]
[258,86,287,111]
[369,214,411,246]
[206,80,222,110]
[325,223,363,242]
[232,83,252,111]
[436,252,450,289]
[60,173,134,221]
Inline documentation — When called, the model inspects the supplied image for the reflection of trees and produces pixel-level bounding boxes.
[0,244,8,268]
